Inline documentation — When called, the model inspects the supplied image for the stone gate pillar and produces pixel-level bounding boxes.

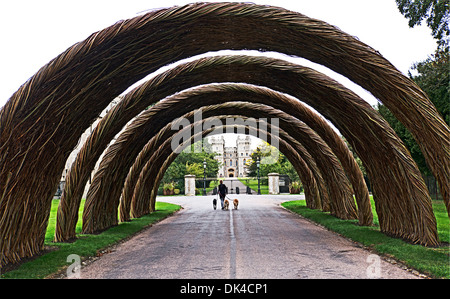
[184,174,196,196]
[268,173,280,195]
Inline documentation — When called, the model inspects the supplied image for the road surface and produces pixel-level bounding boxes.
[77,195,420,279]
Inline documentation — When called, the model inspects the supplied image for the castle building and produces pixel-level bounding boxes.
[209,135,252,178]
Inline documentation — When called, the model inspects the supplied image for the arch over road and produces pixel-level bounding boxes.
[0,2,447,266]
[56,55,372,241]
[79,83,438,246]
[127,112,341,219]
[80,85,358,234]
[121,107,331,221]
[82,99,357,232]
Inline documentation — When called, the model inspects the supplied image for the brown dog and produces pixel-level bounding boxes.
[223,199,229,210]
[233,198,239,210]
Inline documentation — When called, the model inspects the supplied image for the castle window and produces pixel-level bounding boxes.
[230,160,232,166]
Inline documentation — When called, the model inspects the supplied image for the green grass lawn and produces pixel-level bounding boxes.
[238,178,269,194]
[3,196,448,279]
[1,200,181,279]
[282,198,450,279]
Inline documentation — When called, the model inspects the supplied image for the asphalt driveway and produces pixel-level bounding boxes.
[77,195,419,279]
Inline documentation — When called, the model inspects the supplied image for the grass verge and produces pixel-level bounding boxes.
[1,201,181,279]
[281,199,450,279]
[238,178,269,194]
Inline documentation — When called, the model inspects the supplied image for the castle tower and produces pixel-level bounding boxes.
[224,146,237,177]
[209,135,252,178]
[210,136,225,177]
[237,135,251,177]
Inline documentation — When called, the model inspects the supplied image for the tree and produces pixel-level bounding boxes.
[396,0,449,45]
[410,47,449,124]
[162,138,219,183]
[185,162,204,177]
[377,1,450,176]
[377,46,449,175]
[246,142,277,177]
[247,141,299,181]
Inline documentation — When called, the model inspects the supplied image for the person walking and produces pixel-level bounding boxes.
[218,180,227,210]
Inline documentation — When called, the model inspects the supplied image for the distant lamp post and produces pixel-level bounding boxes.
[203,159,207,196]
[257,157,261,195]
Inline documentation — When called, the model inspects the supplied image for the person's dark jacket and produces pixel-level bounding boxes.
[218,183,227,197]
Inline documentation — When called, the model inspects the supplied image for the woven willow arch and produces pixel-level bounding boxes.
[122,112,325,219]
[82,83,438,246]
[128,116,323,219]
[120,103,349,222]
[56,55,372,242]
[0,2,446,265]
[136,120,324,218]
[82,86,357,234]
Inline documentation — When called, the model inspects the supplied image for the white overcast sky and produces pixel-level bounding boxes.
[0,0,437,110]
